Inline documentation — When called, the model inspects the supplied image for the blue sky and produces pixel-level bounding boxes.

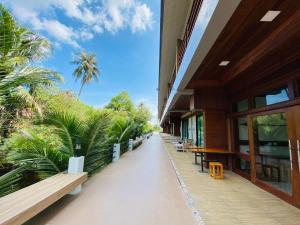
[2,0,160,122]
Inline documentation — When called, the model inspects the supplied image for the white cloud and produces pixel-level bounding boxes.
[42,20,80,48]
[5,0,154,48]
[79,29,94,41]
[93,24,103,33]
[131,3,153,33]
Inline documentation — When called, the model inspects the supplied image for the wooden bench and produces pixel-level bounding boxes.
[0,172,87,225]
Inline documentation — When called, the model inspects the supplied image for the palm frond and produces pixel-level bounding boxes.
[40,111,83,156]
[81,112,111,156]
[78,112,113,174]
[118,123,133,143]
[0,166,26,197]
[7,130,68,173]
[0,66,63,96]
[12,86,42,115]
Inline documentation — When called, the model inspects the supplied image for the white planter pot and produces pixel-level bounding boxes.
[68,156,84,195]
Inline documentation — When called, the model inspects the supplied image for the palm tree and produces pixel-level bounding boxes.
[0,110,115,196]
[0,131,68,197]
[40,110,114,174]
[0,4,62,138]
[109,117,134,143]
[71,52,99,97]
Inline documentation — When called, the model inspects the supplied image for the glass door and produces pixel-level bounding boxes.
[252,112,292,194]
[182,119,189,140]
[287,106,300,207]
[196,113,204,147]
[235,117,251,177]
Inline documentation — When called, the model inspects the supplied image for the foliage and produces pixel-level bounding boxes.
[109,115,134,143]
[7,130,68,175]
[0,110,114,196]
[0,4,62,138]
[71,52,99,97]
[131,102,152,137]
[39,110,114,174]
[152,124,162,132]
[0,4,154,197]
[106,92,153,139]
[0,166,26,197]
[0,129,68,197]
[105,91,134,113]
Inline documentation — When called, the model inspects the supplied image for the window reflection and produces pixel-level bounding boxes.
[236,157,251,174]
[254,87,289,108]
[237,117,250,155]
[234,99,248,112]
[253,113,291,194]
[297,80,300,97]
[197,114,204,147]
[182,119,189,139]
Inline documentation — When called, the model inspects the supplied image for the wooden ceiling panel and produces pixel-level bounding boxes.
[171,95,190,111]
[187,0,300,89]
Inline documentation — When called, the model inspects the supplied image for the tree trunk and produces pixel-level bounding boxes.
[78,83,85,97]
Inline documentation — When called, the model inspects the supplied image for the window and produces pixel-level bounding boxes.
[297,80,300,97]
[253,113,291,194]
[254,87,289,108]
[236,158,251,175]
[237,117,250,155]
[235,117,251,176]
[234,99,249,112]
[182,119,189,139]
[196,113,204,147]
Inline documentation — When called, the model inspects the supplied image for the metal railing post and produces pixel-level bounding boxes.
[128,139,133,151]
[113,143,120,162]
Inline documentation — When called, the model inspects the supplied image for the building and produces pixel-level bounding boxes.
[158,0,300,208]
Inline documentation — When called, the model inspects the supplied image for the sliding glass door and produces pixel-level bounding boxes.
[196,113,204,147]
[287,106,300,207]
[252,112,292,194]
[235,117,251,177]
[182,119,189,140]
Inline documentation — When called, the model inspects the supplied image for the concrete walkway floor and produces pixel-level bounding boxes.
[27,134,197,225]
[162,136,300,225]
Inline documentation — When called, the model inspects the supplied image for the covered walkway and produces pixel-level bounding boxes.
[27,134,197,225]
[163,138,300,225]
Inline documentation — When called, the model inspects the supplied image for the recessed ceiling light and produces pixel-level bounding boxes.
[219,61,230,66]
[260,10,281,22]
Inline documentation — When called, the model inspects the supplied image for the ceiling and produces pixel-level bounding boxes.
[186,0,300,97]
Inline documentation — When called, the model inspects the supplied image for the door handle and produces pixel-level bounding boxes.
[288,140,293,171]
[297,140,300,172]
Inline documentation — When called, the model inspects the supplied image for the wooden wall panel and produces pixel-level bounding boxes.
[192,88,228,149]
[193,88,227,111]
[172,116,181,137]
[204,111,227,149]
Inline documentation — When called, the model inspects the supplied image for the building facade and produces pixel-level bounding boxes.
[158,0,300,208]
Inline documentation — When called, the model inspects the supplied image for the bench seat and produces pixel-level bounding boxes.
[0,172,87,225]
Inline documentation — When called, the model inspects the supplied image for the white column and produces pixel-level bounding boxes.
[68,156,84,195]
[128,139,133,151]
[113,143,121,162]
